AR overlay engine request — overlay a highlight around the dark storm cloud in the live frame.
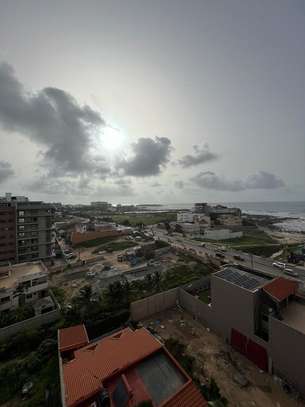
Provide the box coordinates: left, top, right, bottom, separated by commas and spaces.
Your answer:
0, 161, 14, 183
117, 137, 172, 176
28, 175, 134, 197
191, 171, 285, 191
246, 171, 285, 189
179, 144, 218, 168
191, 171, 244, 191
0, 62, 108, 176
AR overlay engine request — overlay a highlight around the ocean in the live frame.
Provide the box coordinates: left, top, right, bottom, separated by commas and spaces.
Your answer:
143, 202, 305, 232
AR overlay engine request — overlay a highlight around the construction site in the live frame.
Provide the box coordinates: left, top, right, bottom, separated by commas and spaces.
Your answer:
141, 307, 305, 407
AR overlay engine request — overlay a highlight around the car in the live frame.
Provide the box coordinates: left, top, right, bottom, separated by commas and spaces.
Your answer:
201, 243, 206, 247
86, 271, 96, 277
233, 255, 244, 261
284, 268, 299, 277
272, 261, 286, 269
215, 252, 225, 258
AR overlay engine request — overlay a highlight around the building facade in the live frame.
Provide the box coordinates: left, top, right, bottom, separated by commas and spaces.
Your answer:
0, 202, 16, 263
0, 261, 49, 312
0, 193, 54, 263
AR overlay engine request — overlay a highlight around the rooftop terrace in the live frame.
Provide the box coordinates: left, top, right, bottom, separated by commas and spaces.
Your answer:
0, 261, 47, 290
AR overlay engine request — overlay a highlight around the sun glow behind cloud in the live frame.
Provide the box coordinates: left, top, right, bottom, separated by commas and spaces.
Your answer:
102, 126, 125, 152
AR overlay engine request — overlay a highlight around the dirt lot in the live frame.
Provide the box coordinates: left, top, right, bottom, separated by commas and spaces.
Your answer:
143, 308, 305, 407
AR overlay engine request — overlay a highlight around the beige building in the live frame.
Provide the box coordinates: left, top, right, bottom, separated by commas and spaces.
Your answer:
0, 261, 49, 312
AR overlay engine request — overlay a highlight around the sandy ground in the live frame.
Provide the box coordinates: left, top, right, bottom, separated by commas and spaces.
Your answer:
264, 229, 305, 245
143, 308, 305, 407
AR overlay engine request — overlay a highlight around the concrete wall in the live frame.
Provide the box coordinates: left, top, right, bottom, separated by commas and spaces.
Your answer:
130, 288, 179, 321
178, 289, 215, 329
71, 229, 128, 246
211, 275, 256, 340
204, 229, 243, 240
0, 308, 60, 340
270, 317, 305, 396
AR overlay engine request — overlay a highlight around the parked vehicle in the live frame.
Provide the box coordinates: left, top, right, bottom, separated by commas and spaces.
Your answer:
216, 252, 225, 259
284, 268, 299, 277
233, 255, 244, 261
86, 271, 96, 277
272, 261, 286, 269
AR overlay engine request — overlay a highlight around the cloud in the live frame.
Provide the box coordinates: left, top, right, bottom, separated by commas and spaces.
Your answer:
246, 171, 285, 189
151, 182, 162, 187
191, 171, 244, 191
178, 144, 218, 168
28, 175, 134, 197
174, 180, 184, 189
191, 171, 285, 191
0, 161, 14, 183
0, 62, 108, 177
117, 136, 172, 176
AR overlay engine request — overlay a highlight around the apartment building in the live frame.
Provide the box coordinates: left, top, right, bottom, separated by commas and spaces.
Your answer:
0, 261, 49, 312
0, 193, 54, 263
177, 212, 210, 226
0, 202, 16, 262
193, 203, 242, 226
58, 325, 207, 407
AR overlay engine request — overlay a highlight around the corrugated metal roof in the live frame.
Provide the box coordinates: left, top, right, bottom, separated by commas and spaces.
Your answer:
263, 277, 298, 302
162, 381, 207, 407
59, 324, 89, 353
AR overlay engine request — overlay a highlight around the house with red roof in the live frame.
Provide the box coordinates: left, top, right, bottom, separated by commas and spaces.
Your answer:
58, 325, 207, 407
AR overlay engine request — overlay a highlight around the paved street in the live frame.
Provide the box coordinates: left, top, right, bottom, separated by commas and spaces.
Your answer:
151, 227, 305, 285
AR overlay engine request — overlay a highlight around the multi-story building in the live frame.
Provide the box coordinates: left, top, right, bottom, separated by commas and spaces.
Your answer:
90, 201, 111, 211
58, 324, 207, 407
0, 201, 16, 263
0, 261, 49, 312
193, 203, 242, 226
0, 193, 54, 263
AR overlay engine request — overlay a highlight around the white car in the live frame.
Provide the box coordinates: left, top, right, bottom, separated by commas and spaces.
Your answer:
272, 262, 286, 269
86, 271, 96, 277
284, 268, 299, 277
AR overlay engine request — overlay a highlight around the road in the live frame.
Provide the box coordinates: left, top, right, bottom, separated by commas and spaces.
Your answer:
151, 227, 305, 284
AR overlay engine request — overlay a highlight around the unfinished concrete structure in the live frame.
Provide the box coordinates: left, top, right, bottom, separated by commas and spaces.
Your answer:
0, 261, 49, 312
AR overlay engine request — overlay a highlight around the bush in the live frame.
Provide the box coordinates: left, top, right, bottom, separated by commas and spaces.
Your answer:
164, 338, 195, 376
199, 378, 228, 406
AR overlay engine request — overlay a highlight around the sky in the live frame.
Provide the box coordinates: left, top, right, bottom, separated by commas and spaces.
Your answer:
0, 0, 304, 204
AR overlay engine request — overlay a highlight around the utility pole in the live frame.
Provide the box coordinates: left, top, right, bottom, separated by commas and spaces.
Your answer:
250, 253, 254, 271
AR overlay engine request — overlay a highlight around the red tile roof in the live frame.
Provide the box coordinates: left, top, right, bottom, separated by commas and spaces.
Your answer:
263, 277, 298, 302
59, 324, 89, 353
62, 328, 162, 406
162, 381, 207, 407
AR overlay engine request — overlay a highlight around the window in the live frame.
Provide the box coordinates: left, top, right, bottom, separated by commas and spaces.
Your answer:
19, 218, 25, 223
19, 211, 24, 216
0, 296, 10, 304
19, 225, 25, 231
26, 293, 32, 299
32, 277, 47, 286
19, 232, 25, 237
19, 280, 31, 289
